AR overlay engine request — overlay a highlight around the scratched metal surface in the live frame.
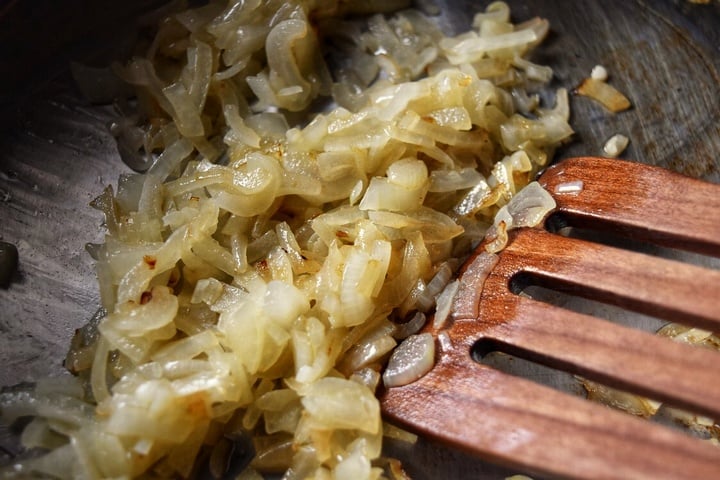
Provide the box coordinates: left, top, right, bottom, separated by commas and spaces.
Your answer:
0, 0, 719, 478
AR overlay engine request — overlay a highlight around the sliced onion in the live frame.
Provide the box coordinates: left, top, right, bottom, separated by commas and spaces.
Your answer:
451, 252, 499, 320
581, 379, 661, 418
482, 181, 555, 254
386, 158, 429, 189
437, 331, 453, 353
162, 81, 205, 137
433, 279, 459, 329
340, 334, 397, 375
90, 338, 111, 403
484, 220, 508, 254
575, 77, 632, 113
349, 368, 382, 392
414, 261, 453, 311
603, 133, 630, 158
505, 181, 556, 228
393, 311, 427, 340
381, 422, 418, 444
264, 19, 314, 111
440, 29, 537, 65
512, 56, 553, 83
471, 2, 510, 27
383, 333, 435, 388
300, 378, 380, 433
359, 177, 428, 212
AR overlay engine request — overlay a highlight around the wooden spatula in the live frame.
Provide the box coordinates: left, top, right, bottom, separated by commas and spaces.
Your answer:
380, 157, 720, 480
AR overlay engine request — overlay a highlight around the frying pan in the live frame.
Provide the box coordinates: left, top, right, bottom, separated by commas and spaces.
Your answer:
1, 1, 719, 478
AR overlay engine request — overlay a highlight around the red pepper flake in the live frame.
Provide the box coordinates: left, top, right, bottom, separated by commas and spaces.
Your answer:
140, 290, 153, 305
256, 259, 268, 273
336, 230, 349, 238
143, 255, 157, 269
167, 267, 181, 288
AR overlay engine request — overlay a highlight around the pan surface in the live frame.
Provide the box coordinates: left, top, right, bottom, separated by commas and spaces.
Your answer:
1, 1, 719, 478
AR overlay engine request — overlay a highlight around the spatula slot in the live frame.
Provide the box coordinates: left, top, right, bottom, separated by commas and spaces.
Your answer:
543, 214, 720, 271
473, 347, 579, 394
508, 275, 666, 333
474, 347, 718, 442
471, 342, 584, 396
497, 229, 720, 332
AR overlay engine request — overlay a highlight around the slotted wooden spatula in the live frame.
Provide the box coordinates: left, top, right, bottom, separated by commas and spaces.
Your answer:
380, 157, 720, 480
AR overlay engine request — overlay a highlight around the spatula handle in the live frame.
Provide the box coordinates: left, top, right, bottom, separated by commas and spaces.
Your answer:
381, 348, 720, 480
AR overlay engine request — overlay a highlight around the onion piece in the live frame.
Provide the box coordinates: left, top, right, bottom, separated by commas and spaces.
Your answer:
350, 368, 382, 392
381, 422, 418, 444
433, 279, 459, 329
505, 181, 556, 228
591, 64, 608, 81
483, 181, 555, 253
300, 378, 380, 433
575, 77, 632, 113
339, 332, 397, 375
440, 29, 538, 65
581, 379, 661, 418
383, 333, 435, 388
484, 220, 509, 254
413, 261, 453, 312
603, 133, 629, 158
437, 331, 452, 352
472, 2, 510, 27
393, 312, 427, 340
429, 168, 483, 193
90, 338, 111, 403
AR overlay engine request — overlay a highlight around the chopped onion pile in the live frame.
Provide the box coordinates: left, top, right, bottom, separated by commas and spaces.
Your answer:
1, 1, 572, 478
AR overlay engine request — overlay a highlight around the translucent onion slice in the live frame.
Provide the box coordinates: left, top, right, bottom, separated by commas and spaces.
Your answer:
505, 181, 556, 228
300, 377, 380, 433
383, 333, 435, 388
433, 279, 460, 329
472, 2, 511, 30
575, 77, 632, 113
440, 29, 537, 65
393, 312, 427, 340
581, 379, 661, 418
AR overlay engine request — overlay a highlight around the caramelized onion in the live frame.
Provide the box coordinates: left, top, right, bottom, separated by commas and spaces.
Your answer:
575, 77, 631, 113
3, 1, 575, 478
